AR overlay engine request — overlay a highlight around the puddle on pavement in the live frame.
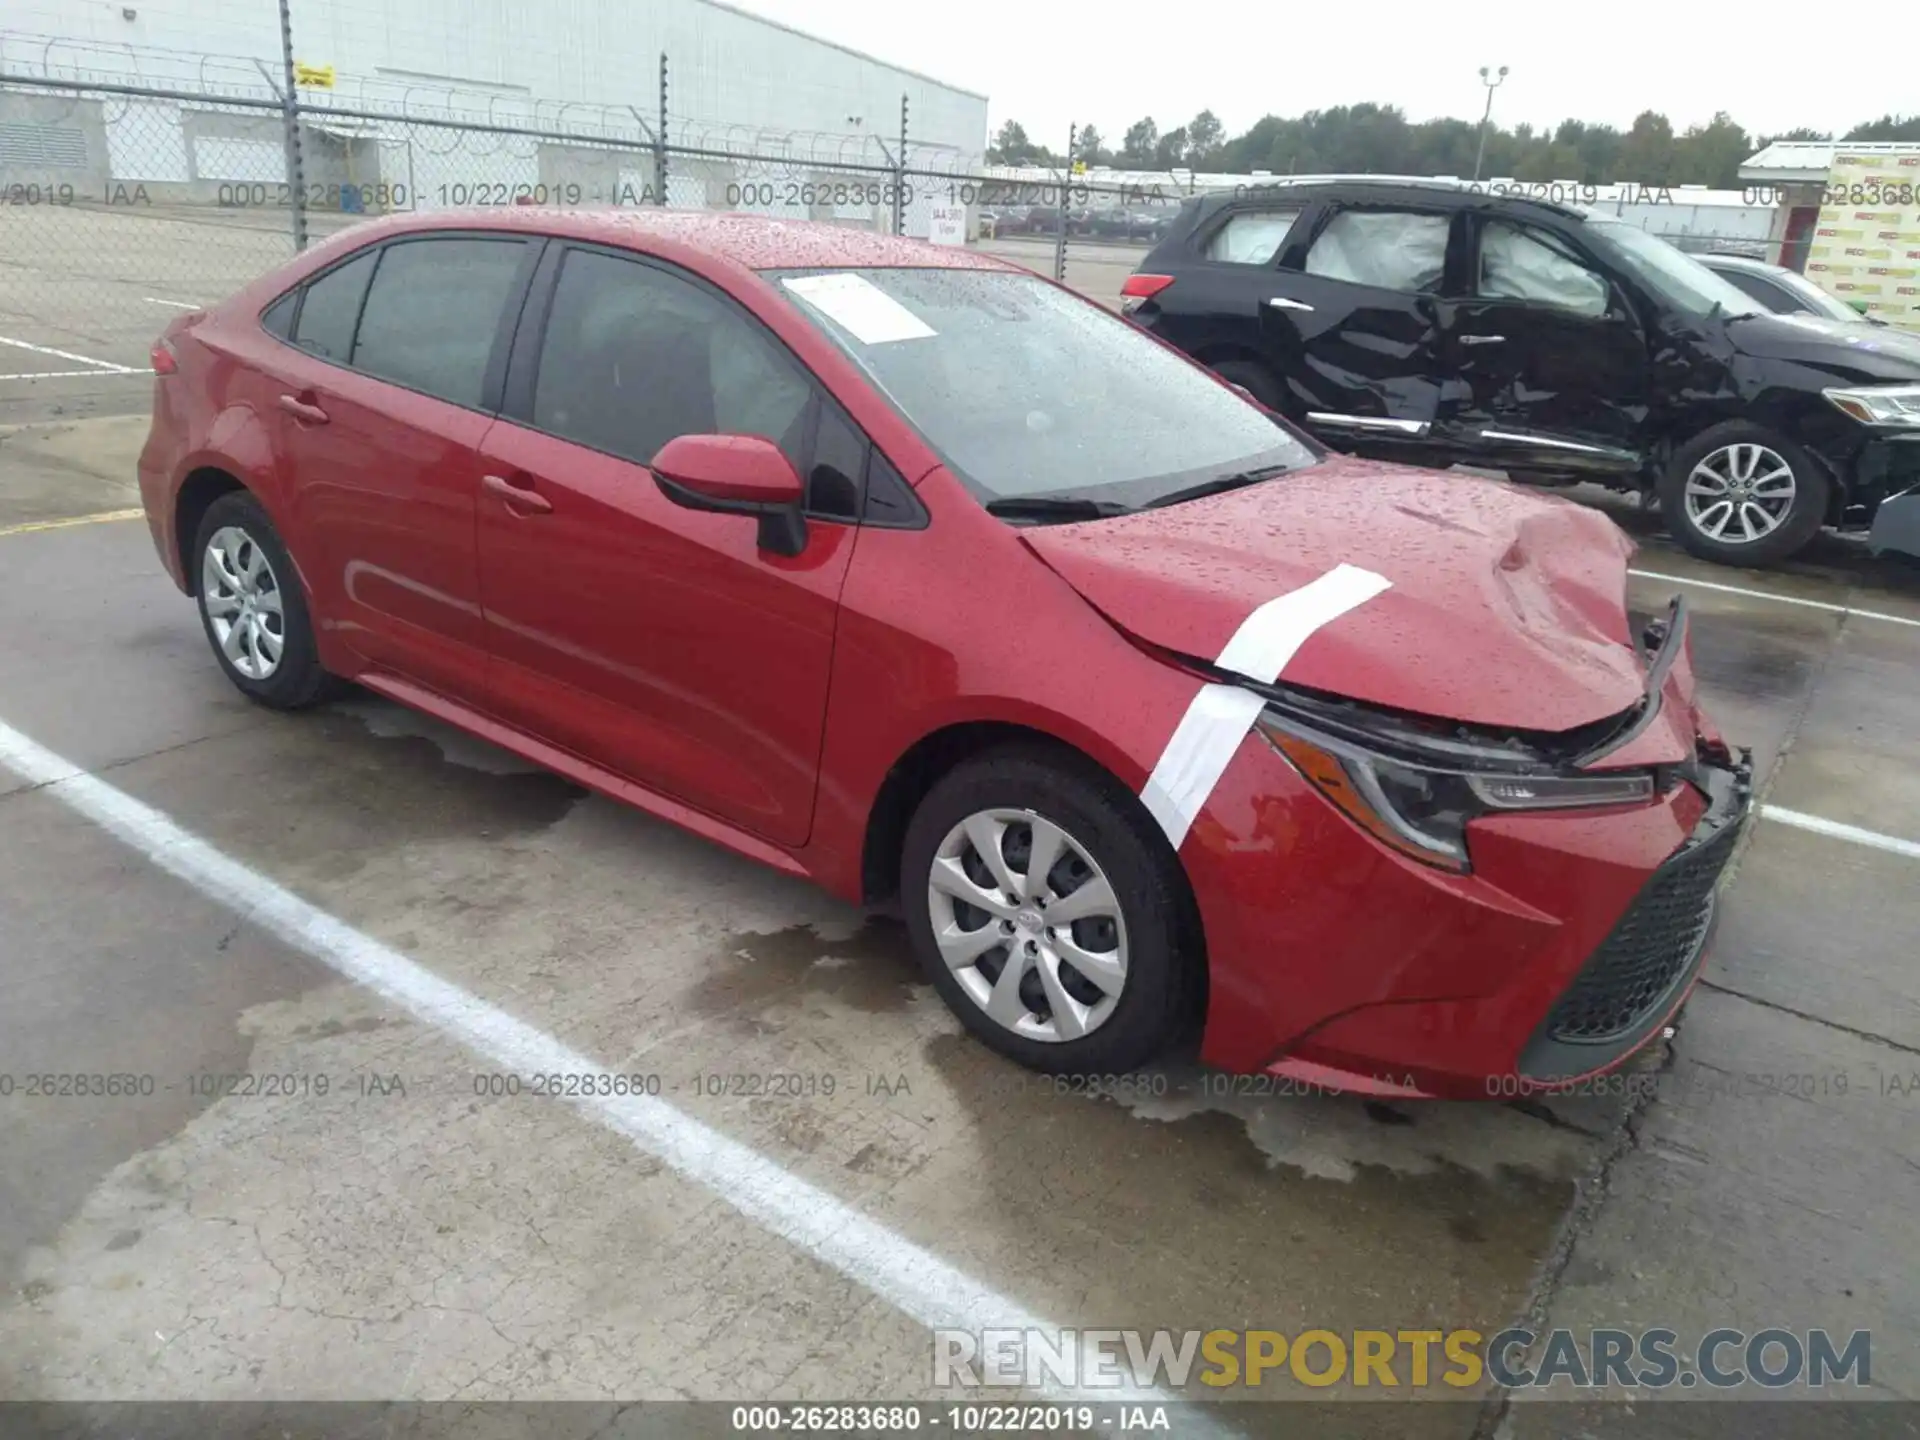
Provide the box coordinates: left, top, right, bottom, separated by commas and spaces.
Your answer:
333, 697, 550, 777
695, 918, 922, 1017
918, 1030, 1600, 1192
1687, 624, 1824, 708
291, 698, 588, 846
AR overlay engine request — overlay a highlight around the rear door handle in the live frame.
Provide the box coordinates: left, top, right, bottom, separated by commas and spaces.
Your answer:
1459, 334, 1506, 346
277, 393, 329, 424
482, 471, 553, 515
1266, 295, 1314, 313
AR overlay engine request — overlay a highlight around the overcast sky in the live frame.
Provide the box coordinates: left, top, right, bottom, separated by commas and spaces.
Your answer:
732, 0, 1907, 147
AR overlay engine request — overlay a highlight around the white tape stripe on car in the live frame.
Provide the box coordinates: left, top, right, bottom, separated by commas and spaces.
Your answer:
1140, 563, 1392, 849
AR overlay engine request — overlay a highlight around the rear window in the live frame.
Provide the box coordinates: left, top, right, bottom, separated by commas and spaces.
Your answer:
1205, 208, 1304, 265
350, 238, 526, 407
291, 251, 375, 363
261, 291, 297, 340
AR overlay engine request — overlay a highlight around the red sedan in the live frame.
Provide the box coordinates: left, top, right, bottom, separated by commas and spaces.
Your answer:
137, 209, 1750, 1099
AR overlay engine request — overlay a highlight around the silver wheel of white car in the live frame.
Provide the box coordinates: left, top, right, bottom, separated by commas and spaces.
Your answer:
1684, 442, 1796, 546
927, 806, 1129, 1043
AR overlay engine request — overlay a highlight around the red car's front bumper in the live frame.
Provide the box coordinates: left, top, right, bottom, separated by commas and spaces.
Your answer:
1188, 733, 1751, 1100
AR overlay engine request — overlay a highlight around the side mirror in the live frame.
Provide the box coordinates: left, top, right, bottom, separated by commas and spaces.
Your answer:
651, 433, 808, 556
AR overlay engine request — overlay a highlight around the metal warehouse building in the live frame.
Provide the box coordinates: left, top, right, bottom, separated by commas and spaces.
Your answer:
2, 0, 988, 231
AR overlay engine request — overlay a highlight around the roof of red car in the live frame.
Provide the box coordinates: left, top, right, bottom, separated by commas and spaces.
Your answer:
352, 207, 1019, 273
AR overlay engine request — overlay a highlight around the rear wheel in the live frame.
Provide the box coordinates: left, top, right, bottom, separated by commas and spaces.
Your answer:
193, 491, 343, 709
901, 745, 1198, 1075
1210, 359, 1284, 412
1658, 421, 1828, 565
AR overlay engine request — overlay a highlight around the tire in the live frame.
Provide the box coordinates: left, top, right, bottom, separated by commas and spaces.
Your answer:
1658, 421, 1829, 566
900, 744, 1199, 1075
192, 490, 344, 709
1210, 359, 1285, 412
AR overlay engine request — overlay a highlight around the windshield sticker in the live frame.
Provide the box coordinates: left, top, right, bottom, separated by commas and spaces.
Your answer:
781, 273, 936, 345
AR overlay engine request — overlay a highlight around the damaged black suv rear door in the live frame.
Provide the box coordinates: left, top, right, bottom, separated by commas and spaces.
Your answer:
1433, 211, 1652, 478
1262, 201, 1465, 458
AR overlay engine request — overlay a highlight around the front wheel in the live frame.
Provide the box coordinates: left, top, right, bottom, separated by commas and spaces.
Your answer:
1658, 422, 1829, 565
901, 745, 1199, 1075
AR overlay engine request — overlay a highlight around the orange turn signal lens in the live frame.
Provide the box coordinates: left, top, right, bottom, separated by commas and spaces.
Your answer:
1262, 725, 1471, 872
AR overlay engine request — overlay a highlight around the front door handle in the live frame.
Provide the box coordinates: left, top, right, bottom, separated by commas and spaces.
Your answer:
1459, 334, 1506, 346
482, 472, 553, 515
1266, 295, 1314, 313
277, 393, 329, 425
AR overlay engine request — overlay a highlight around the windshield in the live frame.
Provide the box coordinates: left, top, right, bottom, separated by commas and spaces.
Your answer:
767, 266, 1317, 512
1582, 219, 1767, 319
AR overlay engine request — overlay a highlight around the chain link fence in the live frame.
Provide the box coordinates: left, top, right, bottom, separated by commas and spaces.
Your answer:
1, 59, 1801, 380
0, 62, 997, 376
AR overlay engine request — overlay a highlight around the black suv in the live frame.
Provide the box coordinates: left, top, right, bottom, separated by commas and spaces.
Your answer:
1124, 178, 1920, 564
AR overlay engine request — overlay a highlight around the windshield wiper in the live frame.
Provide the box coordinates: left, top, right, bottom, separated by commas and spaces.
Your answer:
983, 495, 1135, 523
1143, 464, 1292, 510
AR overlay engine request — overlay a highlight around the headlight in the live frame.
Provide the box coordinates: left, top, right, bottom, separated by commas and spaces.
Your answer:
1823, 384, 1920, 428
1257, 712, 1656, 873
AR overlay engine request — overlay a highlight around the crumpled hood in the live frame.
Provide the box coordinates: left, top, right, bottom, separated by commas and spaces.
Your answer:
1023, 457, 1648, 732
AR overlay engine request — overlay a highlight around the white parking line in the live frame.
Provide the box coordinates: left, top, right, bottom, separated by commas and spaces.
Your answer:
143, 297, 201, 310
1628, 568, 1920, 629
0, 717, 1190, 1416
1761, 805, 1920, 861
0, 335, 140, 375
0, 370, 153, 381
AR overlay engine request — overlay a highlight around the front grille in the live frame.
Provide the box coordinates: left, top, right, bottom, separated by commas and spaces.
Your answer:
1544, 813, 1740, 1042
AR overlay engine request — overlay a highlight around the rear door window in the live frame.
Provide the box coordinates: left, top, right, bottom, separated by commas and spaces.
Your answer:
530, 247, 815, 469
1477, 221, 1610, 317
1204, 207, 1304, 265
290, 250, 376, 363
1715, 267, 1800, 314
350, 237, 527, 407
1303, 209, 1450, 292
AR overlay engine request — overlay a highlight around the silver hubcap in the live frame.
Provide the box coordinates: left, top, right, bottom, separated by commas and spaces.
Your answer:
201, 525, 286, 680
926, 808, 1128, 1043
1684, 443, 1797, 544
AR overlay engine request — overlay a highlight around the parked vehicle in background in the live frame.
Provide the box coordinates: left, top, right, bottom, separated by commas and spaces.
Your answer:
137, 209, 1748, 1098
1021, 205, 1061, 234
1699, 253, 1884, 326
1088, 208, 1170, 242
1123, 178, 1920, 565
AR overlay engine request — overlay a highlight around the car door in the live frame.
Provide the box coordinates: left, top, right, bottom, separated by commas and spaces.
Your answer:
270, 233, 538, 702
1437, 215, 1649, 477
1256, 202, 1462, 460
474, 243, 859, 847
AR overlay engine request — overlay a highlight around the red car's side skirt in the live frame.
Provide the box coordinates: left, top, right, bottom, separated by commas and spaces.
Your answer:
356, 670, 813, 883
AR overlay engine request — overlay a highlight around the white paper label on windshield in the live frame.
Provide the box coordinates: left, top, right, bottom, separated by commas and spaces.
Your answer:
781, 273, 936, 345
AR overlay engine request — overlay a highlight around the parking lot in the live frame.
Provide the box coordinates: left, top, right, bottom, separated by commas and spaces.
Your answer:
2, 213, 1918, 1431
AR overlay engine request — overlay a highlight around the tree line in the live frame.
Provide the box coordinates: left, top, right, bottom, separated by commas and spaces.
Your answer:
988, 106, 1920, 187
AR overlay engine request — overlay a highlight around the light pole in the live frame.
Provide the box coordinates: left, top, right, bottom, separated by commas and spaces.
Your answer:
1472, 65, 1508, 182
